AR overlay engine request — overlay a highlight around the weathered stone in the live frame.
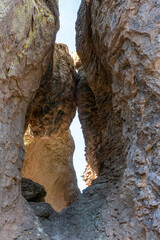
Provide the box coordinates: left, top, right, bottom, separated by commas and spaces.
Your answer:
0, 0, 58, 239
23, 44, 79, 212
29, 202, 55, 218
76, 0, 160, 238
71, 51, 82, 69
23, 129, 80, 212
22, 178, 46, 202
1, 0, 160, 239
41, 0, 160, 239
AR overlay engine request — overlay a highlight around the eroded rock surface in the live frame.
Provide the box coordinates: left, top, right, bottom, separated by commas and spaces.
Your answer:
25, 44, 76, 137
0, 0, 58, 239
45, 0, 160, 239
23, 44, 79, 212
1, 0, 160, 239
23, 129, 80, 212
22, 178, 46, 202
77, 0, 160, 239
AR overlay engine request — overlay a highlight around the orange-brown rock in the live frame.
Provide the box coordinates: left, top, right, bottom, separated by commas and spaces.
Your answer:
23, 129, 80, 212
82, 163, 97, 187
25, 43, 76, 137
71, 51, 82, 69
23, 43, 79, 212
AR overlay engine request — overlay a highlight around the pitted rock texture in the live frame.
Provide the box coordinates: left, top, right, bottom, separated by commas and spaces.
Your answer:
77, 0, 160, 239
23, 129, 80, 212
23, 43, 79, 212
43, 0, 160, 239
0, 0, 58, 239
29, 202, 55, 218
22, 178, 46, 202
22, 178, 57, 233
25, 43, 76, 137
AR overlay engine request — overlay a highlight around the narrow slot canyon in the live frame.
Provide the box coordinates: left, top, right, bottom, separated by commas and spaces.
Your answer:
0, 1, 160, 240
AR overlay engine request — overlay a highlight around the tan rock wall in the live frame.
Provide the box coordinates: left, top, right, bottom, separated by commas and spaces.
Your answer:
23, 43, 79, 212
23, 129, 80, 212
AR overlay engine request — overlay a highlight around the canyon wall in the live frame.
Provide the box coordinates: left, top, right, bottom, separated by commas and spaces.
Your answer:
0, 0, 160, 239
47, 1, 160, 239
76, 0, 160, 239
0, 0, 59, 239
23, 44, 80, 212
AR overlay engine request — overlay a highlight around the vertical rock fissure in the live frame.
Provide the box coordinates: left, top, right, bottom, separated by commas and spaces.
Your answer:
1, 0, 160, 239
43, 1, 160, 239
23, 43, 80, 213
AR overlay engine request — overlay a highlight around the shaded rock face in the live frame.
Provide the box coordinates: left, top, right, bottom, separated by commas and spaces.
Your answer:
22, 178, 56, 219
77, 0, 160, 239
23, 44, 80, 212
45, 0, 160, 239
22, 178, 58, 235
29, 202, 55, 218
21, 178, 46, 202
76, 67, 125, 179
1, 1, 160, 240
25, 43, 76, 137
0, 0, 58, 239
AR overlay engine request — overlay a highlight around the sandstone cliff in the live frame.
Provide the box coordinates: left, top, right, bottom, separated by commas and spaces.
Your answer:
0, 0, 59, 239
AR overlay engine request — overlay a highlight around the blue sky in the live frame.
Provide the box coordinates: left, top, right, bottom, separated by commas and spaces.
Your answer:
56, 0, 87, 191
56, 0, 81, 53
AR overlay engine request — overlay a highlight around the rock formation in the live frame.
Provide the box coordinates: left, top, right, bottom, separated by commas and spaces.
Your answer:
76, 0, 160, 239
21, 178, 46, 202
25, 43, 76, 137
0, 0, 59, 239
1, 0, 160, 239
22, 178, 58, 232
23, 129, 80, 212
42, 1, 160, 239
23, 43, 79, 212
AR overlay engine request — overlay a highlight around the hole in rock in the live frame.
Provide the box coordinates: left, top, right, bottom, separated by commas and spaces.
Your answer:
56, 0, 87, 192
70, 111, 87, 192
22, 0, 88, 214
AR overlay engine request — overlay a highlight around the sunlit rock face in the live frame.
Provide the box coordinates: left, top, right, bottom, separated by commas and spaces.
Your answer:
23, 129, 80, 212
47, 0, 160, 239
71, 51, 82, 69
0, 0, 58, 239
23, 43, 79, 212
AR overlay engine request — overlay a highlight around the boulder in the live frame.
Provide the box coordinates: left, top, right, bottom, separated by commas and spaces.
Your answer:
22, 178, 46, 202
